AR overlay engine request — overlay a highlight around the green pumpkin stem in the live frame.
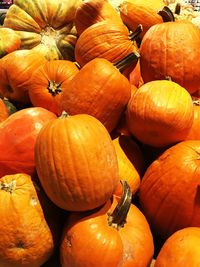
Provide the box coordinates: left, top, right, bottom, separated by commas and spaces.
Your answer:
108, 180, 132, 230
113, 52, 140, 73
158, 6, 175, 22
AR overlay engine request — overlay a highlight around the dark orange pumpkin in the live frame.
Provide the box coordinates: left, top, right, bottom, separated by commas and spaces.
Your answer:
60, 181, 154, 267
0, 98, 9, 123
60, 56, 132, 133
35, 112, 119, 211
74, 0, 123, 35
140, 20, 200, 94
27, 60, 79, 115
0, 50, 47, 104
139, 140, 200, 239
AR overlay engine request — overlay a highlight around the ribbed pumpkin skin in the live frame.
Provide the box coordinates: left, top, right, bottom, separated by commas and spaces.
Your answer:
60, 196, 154, 267
140, 21, 200, 94
35, 114, 119, 211
75, 20, 137, 67
27, 60, 79, 115
126, 80, 194, 147
155, 227, 200, 267
119, 0, 164, 38
0, 28, 21, 58
0, 173, 55, 267
139, 140, 200, 239
60, 58, 131, 133
3, 0, 81, 60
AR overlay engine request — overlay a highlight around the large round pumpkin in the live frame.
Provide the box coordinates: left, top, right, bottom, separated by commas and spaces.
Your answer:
60, 181, 154, 267
0, 173, 56, 267
140, 20, 200, 94
3, 0, 81, 60
35, 112, 119, 211
27, 59, 79, 115
139, 140, 200, 239
155, 227, 200, 267
126, 80, 194, 147
0, 107, 56, 178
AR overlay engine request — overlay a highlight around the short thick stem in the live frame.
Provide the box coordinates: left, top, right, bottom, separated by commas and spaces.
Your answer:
48, 80, 62, 96
113, 52, 140, 73
158, 6, 175, 22
107, 180, 132, 230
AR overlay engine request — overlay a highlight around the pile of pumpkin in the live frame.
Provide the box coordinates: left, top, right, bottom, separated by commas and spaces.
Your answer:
0, 0, 200, 266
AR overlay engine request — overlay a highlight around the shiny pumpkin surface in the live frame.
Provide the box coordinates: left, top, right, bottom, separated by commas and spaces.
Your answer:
139, 140, 200, 239
35, 113, 119, 211
0, 107, 56, 178
3, 0, 81, 60
60, 196, 154, 267
0, 173, 55, 267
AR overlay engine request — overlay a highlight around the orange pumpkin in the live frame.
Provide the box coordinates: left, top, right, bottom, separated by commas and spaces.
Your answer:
75, 0, 123, 35
140, 20, 200, 94
60, 181, 154, 267
119, 0, 165, 38
35, 112, 119, 211
0, 173, 57, 267
126, 80, 194, 147
0, 27, 21, 58
0, 50, 47, 104
185, 97, 200, 140
112, 135, 144, 196
60, 56, 132, 133
75, 20, 139, 69
139, 140, 200, 239
0, 98, 9, 123
155, 227, 200, 267
27, 60, 79, 115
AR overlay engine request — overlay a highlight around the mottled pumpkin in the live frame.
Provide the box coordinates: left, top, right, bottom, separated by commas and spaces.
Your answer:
0, 27, 21, 58
3, 0, 81, 60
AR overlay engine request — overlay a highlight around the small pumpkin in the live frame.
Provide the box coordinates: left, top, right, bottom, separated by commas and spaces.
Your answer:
155, 227, 200, 267
0, 107, 56, 178
60, 56, 132, 133
119, 0, 165, 38
60, 181, 154, 267
0, 49, 47, 104
140, 19, 200, 94
74, 0, 123, 35
0, 27, 21, 58
27, 60, 79, 115
126, 80, 194, 147
0, 173, 56, 267
75, 20, 139, 69
139, 140, 200, 239
35, 112, 119, 211
3, 0, 82, 60
112, 135, 144, 196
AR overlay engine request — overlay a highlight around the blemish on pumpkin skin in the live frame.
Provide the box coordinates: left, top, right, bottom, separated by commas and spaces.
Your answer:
66, 236, 72, 247
30, 196, 38, 206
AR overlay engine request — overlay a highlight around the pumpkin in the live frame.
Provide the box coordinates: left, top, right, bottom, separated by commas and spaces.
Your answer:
139, 140, 200, 239
112, 135, 144, 196
119, 0, 165, 38
126, 80, 194, 147
60, 181, 154, 267
0, 49, 47, 104
74, 20, 139, 69
60, 56, 132, 133
3, 0, 81, 60
0, 27, 21, 58
0, 107, 56, 178
74, 0, 123, 35
155, 227, 200, 267
35, 112, 119, 211
0, 98, 9, 123
27, 60, 79, 115
140, 20, 200, 94
0, 173, 56, 267
185, 97, 200, 140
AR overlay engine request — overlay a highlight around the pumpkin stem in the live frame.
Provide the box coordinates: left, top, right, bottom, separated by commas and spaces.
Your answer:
113, 52, 140, 73
165, 76, 172, 81
48, 80, 62, 96
175, 3, 181, 15
107, 180, 132, 230
192, 97, 200, 106
0, 180, 16, 194
128, 24, 143, 41
59, 110, 69, 118
158, 6, 175, 22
